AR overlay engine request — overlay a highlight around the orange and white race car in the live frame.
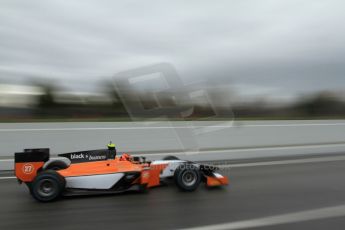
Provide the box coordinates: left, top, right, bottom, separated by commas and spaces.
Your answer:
14, 143, 228, 202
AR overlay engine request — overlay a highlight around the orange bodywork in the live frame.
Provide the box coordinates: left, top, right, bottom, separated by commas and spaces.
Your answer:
58, 158, 144, 177
146, 164, 168, 187
15, 162, 45, 182
206, 175, 229, 187
57, 158, 168, 187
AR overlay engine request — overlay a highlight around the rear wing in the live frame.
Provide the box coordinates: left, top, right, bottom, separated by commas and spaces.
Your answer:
14, 148, 50, 182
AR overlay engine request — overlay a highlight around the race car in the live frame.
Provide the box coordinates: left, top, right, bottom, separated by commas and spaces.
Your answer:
14, 143, 229, 202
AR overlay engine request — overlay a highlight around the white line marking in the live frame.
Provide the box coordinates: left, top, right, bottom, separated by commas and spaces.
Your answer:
219, 155, 345, 168
133, 142, 345, 157
0, 123, 345, 132
0, 176, 15, 180
0, 159, 13, 162
181, 204, 345, 230
0, 157, 62, 163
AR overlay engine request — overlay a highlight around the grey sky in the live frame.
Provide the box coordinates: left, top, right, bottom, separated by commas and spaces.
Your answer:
0, 0, 344, 97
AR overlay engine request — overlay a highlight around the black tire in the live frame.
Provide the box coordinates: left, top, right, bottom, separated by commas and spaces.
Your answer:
25, 182, 33, 195
163, 155, 180, 160
31, 170, 65, 202
138, 184, 149, 194
45, 160, 69, 171
174, 164, 201, 192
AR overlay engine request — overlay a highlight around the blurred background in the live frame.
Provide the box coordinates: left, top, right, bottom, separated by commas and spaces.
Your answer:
1, 0, 345, 122
3, 1, 345, 230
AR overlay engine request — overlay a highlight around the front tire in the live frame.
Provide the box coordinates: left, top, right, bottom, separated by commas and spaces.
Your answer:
163, 155, 180, 160
31, 170, 65, 202
174, 164, 201, 191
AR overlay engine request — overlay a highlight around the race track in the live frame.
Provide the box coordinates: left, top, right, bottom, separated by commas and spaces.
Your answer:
2, 154, 345, 230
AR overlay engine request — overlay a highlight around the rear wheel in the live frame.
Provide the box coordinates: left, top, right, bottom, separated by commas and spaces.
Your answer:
44, 160, 69, 170
31, 170, 65, 202
174, 164, 201, 191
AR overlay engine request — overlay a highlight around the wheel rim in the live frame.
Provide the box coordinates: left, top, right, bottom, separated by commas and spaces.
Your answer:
37, 179, 56, 197
182, 171, 197, 186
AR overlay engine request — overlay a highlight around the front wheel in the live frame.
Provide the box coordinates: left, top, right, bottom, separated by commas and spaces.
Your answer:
163, 155, 180, 160
31, 170, 65, 202
174, 164, 201, 191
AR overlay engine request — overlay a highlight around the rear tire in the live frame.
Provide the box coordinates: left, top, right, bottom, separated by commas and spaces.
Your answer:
31, 170, 65, 202
44, 160, 69, 171
174, 164, 201, 191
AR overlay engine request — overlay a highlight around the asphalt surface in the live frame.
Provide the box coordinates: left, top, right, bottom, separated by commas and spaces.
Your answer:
2, 155, 345, 230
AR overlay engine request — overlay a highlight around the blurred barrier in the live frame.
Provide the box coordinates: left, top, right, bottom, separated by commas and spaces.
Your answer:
1, 120, 345, 170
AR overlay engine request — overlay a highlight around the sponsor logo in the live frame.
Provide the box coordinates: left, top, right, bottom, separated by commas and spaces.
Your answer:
89, 155, 107, 161
69, 152, 107, 161
22, 163, 34, 174
70, 153, 85, 159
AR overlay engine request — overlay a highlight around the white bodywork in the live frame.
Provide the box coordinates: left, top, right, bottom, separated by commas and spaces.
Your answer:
65, 173, 124, 189
43, 158, 71, 170
151, 160, 198, 178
